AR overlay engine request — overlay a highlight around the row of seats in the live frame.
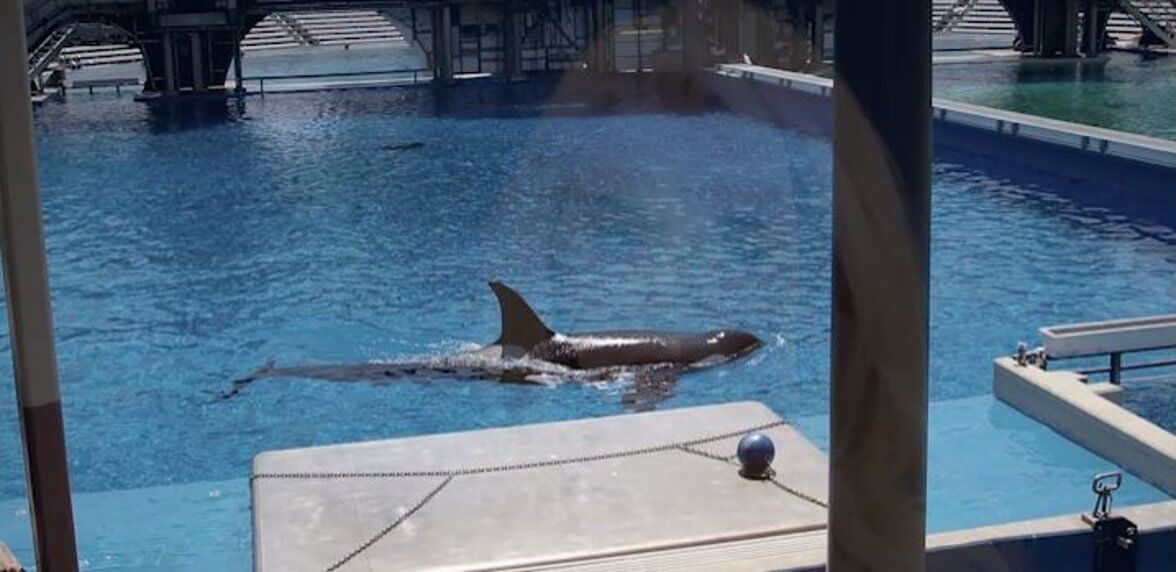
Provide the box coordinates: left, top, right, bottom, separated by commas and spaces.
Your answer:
50, 10, 408, 70
944, 0, 1145, 46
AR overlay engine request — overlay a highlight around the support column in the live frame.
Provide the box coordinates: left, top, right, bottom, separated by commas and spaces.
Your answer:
434, 5, 454, 83
190, 32, 205, 90
503, 0, 524, 79
680, 0, 705, 71
1033, 0, 1047, 55
1064, 0, 1080, 57
233, 15, 245, 93
1033, 0, 1079, 57
811, 3, 826, 66
0, 4, 81, 572
829, 0, 931, 570
1082, 0, 1100, 56
163, 31, 177, 92
737, 0, 759, 61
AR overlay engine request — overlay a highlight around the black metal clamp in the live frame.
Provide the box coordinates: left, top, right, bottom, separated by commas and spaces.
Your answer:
1083, 472, 1138, 572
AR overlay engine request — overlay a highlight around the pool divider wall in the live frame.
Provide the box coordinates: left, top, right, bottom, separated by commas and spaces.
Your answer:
705, 64, 1176, 228
780, 500, 1176, 571
992, 357, 1176, 497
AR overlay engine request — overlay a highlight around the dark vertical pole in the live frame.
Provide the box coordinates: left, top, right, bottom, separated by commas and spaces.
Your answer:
829, 0, 931, 569
0, 4, 81, 572
635, 0, 643, 72
1083, 0, 1100, 56
812, 3, 826, 67
163, 31, 177, 92
503, 0, 521, 78
233, 21, 245, 94
682, 0, 706, 71
1064, 0, 1079, 57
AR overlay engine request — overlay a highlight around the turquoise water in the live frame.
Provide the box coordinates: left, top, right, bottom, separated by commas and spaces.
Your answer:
934, 51, 1176, 140
1, 78, 1172, 568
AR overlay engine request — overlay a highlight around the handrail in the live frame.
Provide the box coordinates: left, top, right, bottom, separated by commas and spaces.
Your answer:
1118, 0, 1176, 47
1039, 314, 1176, 385
241, 67, 431, 93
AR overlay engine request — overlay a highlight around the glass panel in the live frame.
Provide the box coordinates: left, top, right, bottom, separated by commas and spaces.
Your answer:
6, 0, 1174, 569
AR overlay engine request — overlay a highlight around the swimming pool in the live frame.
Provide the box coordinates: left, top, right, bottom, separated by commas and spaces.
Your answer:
2, 81, 1173, 568
934, 51, 1176, 140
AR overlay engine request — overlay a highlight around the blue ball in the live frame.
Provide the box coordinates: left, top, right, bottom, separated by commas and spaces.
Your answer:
737, 433, 776, 479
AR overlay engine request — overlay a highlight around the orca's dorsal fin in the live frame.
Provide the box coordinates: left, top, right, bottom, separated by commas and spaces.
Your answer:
489, 281, 555, 351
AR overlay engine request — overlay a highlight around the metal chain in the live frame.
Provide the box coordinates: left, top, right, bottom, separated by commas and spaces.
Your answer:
676, 444, 828, 509
767, 476, 829, 509
254, 419, 799, 572
252, 419, 790, 482
676, 444, 738, 463
324, 475, 454, 572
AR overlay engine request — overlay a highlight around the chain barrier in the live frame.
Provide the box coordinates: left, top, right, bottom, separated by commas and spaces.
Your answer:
254, 418, 829, 571
676, 444, 828, 509
325, 476, 453, 572
252, 419, 790, 482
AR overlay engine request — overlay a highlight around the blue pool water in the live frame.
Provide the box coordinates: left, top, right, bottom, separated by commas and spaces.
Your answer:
2, 81, 1173, 568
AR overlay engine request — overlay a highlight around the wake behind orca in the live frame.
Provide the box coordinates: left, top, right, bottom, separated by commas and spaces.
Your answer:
222, 281, 762, 407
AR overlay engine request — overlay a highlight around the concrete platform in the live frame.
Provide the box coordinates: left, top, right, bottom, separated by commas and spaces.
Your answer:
1041, 314, 1176, 358
252, 402, 828, 571
993, 357, 1176, 497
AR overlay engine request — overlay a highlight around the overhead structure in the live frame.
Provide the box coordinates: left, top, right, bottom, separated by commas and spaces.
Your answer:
20, 0, 851, 95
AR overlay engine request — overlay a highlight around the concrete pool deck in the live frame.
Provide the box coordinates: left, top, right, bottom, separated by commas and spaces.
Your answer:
252, 402, 829, 571
253, 399, 1176, 570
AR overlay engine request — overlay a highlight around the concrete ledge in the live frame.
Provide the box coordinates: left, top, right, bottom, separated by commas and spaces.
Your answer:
1041, 314, 1176, 358
520, 499, 1176, 570
713, 63, 1176, 170
993, 357, 1176, 496
253, 402, 829, 571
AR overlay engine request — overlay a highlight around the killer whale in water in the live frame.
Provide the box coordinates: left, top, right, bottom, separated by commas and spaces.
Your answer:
221, 281, 762, 407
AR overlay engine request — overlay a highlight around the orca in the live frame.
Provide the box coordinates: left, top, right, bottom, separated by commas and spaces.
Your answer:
221, 281, 762, 408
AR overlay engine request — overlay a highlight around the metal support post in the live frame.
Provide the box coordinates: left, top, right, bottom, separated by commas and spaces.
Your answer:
680, 0, 705, 71
190, 32, 205, 90
163, 32, 177, 92
829, 0, 931, 569
504, 0, 524, 79
434, 5, 454, 83
1109, 353, 1122, 385
0, 4, 81, 572
812, 4, 826, 66
1033, 0, 1046, 55
1083, 0, 1100, 56
1064, 0, 1080, 57
233, 16, 245, 94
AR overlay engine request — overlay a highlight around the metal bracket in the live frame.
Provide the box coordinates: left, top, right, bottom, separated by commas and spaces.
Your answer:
1083, 471, 1138, 572
1013, 342, 1048, 369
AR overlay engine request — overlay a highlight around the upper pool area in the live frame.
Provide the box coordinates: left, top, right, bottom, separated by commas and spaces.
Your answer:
934, 51, 1176, 140
1, 76, 1173, 568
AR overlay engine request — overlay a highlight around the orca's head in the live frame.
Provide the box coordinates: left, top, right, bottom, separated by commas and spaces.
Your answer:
706, 330, 763, 359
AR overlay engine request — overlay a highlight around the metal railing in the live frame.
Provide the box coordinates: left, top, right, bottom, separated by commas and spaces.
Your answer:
1071, 347, 1176, 385
240, 67, 431, 94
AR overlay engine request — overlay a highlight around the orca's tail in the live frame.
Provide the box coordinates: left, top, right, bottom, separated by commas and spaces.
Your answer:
216, 360, 277, 400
